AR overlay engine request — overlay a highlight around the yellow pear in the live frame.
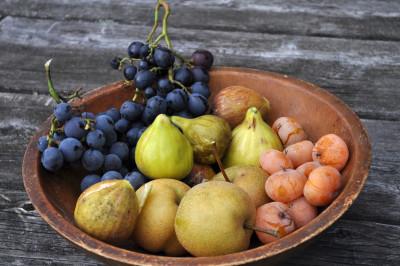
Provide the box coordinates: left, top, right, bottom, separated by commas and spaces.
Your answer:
175, 181, 256, 257
132, 179, 190, 256
212, 164, 272, 209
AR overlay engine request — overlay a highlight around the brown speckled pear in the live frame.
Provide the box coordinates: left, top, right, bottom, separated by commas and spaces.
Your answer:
132, 179, 190, 256
74, 179, 139, 245
212, 164, 272, 209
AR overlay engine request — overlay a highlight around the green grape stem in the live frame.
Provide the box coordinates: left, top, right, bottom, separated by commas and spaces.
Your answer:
66, 87, 83, 101
45, 59, 62, 104
171, 80, 190, 95
45, 59, 83, 103
147, 1, 186, 63
47, 118, 61, 146
132, 88, 146, 103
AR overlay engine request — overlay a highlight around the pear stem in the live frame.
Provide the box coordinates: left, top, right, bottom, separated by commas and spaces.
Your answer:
211, 141, 230, 183
244, 224, 280, 237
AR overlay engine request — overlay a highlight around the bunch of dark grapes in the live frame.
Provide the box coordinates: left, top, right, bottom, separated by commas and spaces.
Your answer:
38, 0, 215, 192
39, 101, 149, 192
38, 50, 214, 192
110, 44, 214, 123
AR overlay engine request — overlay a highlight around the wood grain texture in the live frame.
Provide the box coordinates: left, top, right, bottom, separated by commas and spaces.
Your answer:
0, 0, 399, 265
1, 15, 399, 121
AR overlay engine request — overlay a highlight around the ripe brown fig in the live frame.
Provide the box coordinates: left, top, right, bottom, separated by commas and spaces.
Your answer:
212, 86, 270, 129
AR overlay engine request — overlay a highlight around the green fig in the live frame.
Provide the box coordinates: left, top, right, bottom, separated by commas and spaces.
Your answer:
74, 179, 139, 244
171, 115, 231, 164
222, 107, 283, 168
135, 114, 193, 180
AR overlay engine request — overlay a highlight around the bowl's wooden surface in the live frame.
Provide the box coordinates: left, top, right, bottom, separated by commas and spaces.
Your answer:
22, 67, 371, 265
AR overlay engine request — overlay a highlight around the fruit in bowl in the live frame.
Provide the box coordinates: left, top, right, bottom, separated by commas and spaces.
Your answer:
22, 0, 371, 265
22, 65, 371, 265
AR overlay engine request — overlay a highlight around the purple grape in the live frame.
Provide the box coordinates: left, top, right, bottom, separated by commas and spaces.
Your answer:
53, 131, 66, 142
174, 67, 193, 86
138, 59, 150, 71
128, 41, 144, 59
81, 149, 104, 171
134, 70, 154, 90
191, 82, 211, 99
58, 137, 84, 162
187, 93, 209, 116
81, 112, 96, 119
191, 66, 210, 84
139, 45, 150, 57
101, 171, 123, 181
41, 147, 64, 171
120, 100, 142, 121
124, 65, 138, 81
86, 129, 106, 149
114, 118, 130, 133
190, 49, 214, 69
140, 96, 167, 125
103, 153, 122, 172
125, 171, 145, 190
80, 174, 101, 192
106, 107, 121, 122
144, 86, 157, 99
64, 117, 87, 139
110, 56, 122, 70
157, 78, 173, 93
109, 142, 130, 162
95, 115, 115, 134
154, 47, 175, 68
126, 127, 140, 146
166, 89, 188, 112
54, 102, 73, 121
38, 136, 49, 152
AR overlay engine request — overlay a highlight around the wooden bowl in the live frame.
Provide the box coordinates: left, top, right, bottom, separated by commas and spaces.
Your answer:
22, 67, 371, 265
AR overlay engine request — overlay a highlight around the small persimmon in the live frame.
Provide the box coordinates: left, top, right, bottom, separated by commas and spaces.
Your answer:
272, 117, 307, 148
265, 169, 307, 203
284, 140, 314, 168
303, 165, 342, 206
259, 149, 293, 175
287, 196, 318, 228
254, 202, 296, 244
312, 133, 349, 171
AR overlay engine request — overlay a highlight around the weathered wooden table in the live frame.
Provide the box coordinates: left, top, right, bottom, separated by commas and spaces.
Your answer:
1, 0, 399, 265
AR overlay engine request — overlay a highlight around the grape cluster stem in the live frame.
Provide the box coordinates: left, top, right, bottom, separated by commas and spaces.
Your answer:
45, 59, 83, 103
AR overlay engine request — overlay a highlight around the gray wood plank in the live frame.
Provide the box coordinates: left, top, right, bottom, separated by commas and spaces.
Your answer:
0, 0, 399, 40
1, 0, 399, 264
1, 17, 399, 121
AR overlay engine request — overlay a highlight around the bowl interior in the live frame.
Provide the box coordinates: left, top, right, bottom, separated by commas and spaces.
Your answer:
23, 67, 371, 265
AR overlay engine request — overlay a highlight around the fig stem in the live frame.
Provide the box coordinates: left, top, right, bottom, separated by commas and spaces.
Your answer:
244, 224, 280, 237
211, 141, 230, 183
